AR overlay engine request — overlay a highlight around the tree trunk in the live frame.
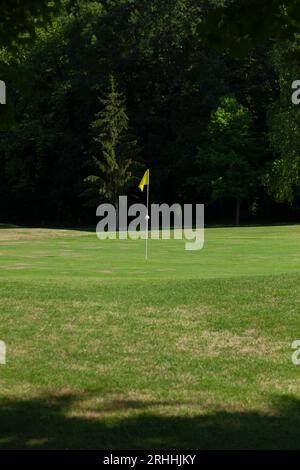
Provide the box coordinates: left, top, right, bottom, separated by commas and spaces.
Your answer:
235, 198, 240, 226
115, 199, 119, 232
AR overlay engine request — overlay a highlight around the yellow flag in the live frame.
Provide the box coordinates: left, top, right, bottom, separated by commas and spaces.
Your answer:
138, 169, 149, 192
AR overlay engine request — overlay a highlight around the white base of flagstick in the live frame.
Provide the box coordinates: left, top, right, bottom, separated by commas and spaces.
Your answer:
145, 214, 150, 260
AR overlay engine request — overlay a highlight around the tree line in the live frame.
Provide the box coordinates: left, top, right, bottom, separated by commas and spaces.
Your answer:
0, 0, 299, 226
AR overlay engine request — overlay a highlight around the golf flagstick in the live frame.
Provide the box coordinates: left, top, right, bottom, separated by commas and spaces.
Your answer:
138, 169, 150, 260
145, 176, 150, 260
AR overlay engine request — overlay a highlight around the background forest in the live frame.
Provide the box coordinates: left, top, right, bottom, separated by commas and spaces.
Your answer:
1, 0, 300, 226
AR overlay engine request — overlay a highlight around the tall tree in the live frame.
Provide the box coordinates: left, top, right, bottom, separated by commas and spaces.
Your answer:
192, 96, 259, 225
83, 76, 136, 217
264, 44, 300, 203
202, 0, 300, 211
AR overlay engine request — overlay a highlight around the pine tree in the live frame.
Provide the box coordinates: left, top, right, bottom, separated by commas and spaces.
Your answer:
83, 76, 136, 216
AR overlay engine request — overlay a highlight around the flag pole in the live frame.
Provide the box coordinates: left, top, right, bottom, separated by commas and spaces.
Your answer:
145, 175, 149, 260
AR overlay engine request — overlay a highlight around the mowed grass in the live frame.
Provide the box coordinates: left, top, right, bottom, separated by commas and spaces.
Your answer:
0, 224, 300, 449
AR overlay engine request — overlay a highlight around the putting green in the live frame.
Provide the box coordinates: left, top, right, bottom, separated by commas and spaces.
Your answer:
0, 224, 300, 281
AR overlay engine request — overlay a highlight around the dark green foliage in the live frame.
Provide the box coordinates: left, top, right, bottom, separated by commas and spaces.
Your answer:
0, 0, 61, 126
0, 0, 61, 50
83, 76, 137, 208
191, 96, 260, 225
201, 0, 300, 57
263, 43, 300, 204
0, 0, 299, 225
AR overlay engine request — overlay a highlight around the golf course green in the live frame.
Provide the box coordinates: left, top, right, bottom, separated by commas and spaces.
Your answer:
0, 225, 300, 449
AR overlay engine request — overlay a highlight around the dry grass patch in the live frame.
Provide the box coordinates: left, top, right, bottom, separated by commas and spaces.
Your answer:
176, 329, 285, 359
0, 228, 90, 241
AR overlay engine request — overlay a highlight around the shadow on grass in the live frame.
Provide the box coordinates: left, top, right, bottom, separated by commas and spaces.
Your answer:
0, 393, 300, 449
0, 224, 21, 229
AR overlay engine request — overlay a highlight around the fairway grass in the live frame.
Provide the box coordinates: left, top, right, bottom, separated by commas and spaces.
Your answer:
0, 225, 300, 449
